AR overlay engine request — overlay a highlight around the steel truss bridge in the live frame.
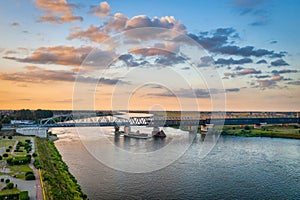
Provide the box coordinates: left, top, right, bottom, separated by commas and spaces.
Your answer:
36, 114, 300, 128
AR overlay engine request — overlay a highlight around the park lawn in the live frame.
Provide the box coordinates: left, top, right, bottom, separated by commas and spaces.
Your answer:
9, 165, 33, 180
0, 139, 15, 149
0, 187, 20, 195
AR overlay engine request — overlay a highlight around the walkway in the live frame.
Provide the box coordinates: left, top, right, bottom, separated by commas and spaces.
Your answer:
10, 140, 18, 156
29, 138, 44, 200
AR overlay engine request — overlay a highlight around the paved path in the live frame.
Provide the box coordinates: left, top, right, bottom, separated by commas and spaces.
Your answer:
10, 140, 18, 156
0, 175, 35, 200
29, 138, 44, 200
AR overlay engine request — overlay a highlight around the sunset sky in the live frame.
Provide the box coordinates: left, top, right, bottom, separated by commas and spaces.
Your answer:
0, 0, 299, 111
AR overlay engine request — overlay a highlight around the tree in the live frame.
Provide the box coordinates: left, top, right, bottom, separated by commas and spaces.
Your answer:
25, 174, 35, 180
0, 122, 2, 130
14, 109, 34, 120
1, 116, 11, 124
6, 182, 14, 189
34, 109, 53, 120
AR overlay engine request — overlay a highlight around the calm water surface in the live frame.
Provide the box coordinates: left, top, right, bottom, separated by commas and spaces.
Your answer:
52, 127, 300, 200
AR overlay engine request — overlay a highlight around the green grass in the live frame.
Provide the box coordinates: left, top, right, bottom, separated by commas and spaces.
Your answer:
36, 138, 87, 200
9, 165, 33, 180
221, 125, 300, 139
0, 187, 20, 195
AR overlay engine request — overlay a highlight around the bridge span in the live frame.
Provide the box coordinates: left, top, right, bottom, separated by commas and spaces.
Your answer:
34, 114, 300, 128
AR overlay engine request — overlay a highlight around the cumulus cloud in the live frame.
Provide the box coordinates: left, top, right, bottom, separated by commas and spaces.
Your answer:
89, 1, 110, 18
3, 46, 93, 66
271, 69, 298, 75
189, 28, 285, 58
32, 0, 83, 24
68, 14, 186, 44
271, 59, 289, 67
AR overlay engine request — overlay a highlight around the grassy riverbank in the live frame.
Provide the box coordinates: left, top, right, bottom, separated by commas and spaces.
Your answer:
221, 125, 300, 139
35, 138, 87, 200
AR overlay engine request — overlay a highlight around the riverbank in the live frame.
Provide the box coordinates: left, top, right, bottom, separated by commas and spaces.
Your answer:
35, 137, 87, 200
221, 125, 300, 139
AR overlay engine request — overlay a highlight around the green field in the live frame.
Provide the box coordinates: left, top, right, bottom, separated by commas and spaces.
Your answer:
221, 125, 300, 139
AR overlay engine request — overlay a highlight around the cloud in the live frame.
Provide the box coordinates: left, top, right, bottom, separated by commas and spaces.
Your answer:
271, 75, 283, 81
189, 28, 285, 58
118, 54, 147, 67
11, 22, 20, 27
68, 14, 186, 43
271, 69, 298, 75
255, 75, 271, 79
32, 0, 83, 24
4, 50, 17, 55
0, 67, 125, 85
104, 13, 128, 32
155, 54, 185, 65
126, 15, 186, 32
131, 48, 172, 57
148, 87, 240, 99
215, 57, 252, 65
257, 80, 275, 88
256, 74, 284, 88
89, 1, 110, 18
256, 59, 267, 64
232, 0, 270, 26
3, 46, 93, 66
287, 81, 300, 85
237, 68, 261, 75
271, 59, 289, 67
67, 25, 110, 43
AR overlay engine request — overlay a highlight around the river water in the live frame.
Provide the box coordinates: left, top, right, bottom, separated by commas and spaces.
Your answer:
51, 127, 300, 200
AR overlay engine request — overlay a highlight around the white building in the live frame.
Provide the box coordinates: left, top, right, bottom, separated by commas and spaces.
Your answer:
16, 127, 48, 138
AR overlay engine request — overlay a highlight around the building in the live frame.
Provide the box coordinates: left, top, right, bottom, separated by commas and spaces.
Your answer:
16, 127, 48, 138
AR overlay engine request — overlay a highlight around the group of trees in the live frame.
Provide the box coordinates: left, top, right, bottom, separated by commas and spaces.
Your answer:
0, 109, 53, 124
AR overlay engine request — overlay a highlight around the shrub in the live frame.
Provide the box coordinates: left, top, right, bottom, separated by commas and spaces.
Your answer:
25, 171, 34, 176
19, 191, 29, 200
0, 178, 4, 182
3, 153, 8, 157
6, 182, 14, 189
8, 145, 12, 149
244, 125, 251, 130
6, 148, 10, 152
25, 139, 31, 143
8, 136, 12, 139
25, 174, 35, 180
2, 136, 5, 139
32, 152, 37, 157
26, 154, 32, 159
0, 156, 2, 160
5, 179, 10, 183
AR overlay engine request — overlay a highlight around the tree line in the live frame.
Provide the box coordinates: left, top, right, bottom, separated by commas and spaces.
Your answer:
1, 109, 54, 124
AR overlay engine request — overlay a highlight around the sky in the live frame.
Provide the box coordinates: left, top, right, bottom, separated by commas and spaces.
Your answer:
0, 0, 299, 111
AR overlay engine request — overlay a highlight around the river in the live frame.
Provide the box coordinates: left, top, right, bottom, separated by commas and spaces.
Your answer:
51, 127, 300, 199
